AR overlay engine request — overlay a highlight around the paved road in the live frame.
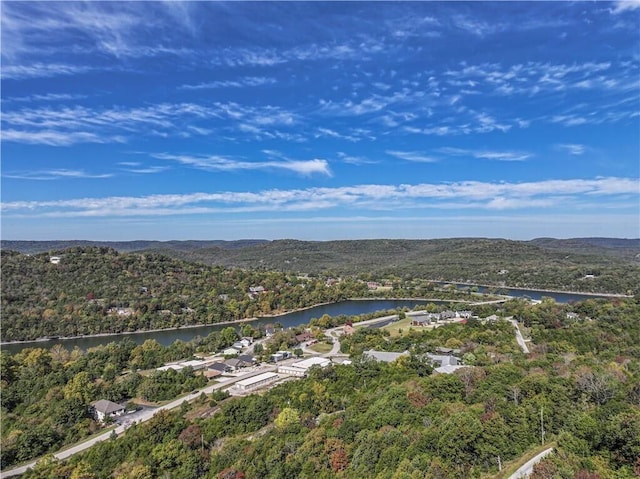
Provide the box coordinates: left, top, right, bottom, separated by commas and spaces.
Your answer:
508, 447, 554, 478
0, 367, 276, 478
507, 318, 530, 354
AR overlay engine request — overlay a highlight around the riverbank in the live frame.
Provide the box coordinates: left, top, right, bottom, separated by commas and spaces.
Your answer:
0, 286, 628, 347
439, 281, 633, 298
0, 301, 350, 346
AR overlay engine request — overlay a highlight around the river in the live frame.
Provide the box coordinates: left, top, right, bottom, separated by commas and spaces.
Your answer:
1, 299, 445, 355
0, 289, 615, 355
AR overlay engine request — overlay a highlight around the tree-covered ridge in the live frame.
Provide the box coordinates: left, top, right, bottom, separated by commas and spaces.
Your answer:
3, 238, 639, 295
10, 297, 640, 479
1, 247, 370, 341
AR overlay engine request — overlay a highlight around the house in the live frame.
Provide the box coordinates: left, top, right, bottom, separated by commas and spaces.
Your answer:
566, 312, 580, 320
295, 332, 313, 344
237, 354, 256, 365
205, 362, 231, 379
363, 350, 410, 363
484, 314, 500, 322
343, 324, 356, 335
425, 351, 465, 374
270, 350, 291, 362
225, 358, 252, 371
91, 399, 125, 423
208, 363, 231, 374
222, 347, 240, 356
232, 341, 246, 351
457, 311, 473, 319
366, 282, 379, 290
49, 256, 61, 264
239, 338, 253, 347
249, 286, 265, 294
408, 311, 439, 326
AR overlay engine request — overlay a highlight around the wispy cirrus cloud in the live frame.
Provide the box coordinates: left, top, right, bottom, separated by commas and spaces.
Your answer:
151, 152, 331, 176
3, 177, 636, 217
2, 93, 88, 103
179, 76, 276, 90
1, 101, 301, 145
0, 63, 97, 80
0, 129, 126, 147
439, 147, 533, 162
2, 169, 114, 181
386, 150, 439, 163
336, 152, 378, 165
557, 144, 587, 155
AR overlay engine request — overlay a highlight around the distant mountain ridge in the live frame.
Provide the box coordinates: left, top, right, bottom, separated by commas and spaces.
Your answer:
3, 237, 638, 257
1, 239, 269, 254
2, 237, 639, 296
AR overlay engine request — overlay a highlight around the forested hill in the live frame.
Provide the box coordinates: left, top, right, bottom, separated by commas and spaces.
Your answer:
1, 239, 268, 254
3, 238, 639, 295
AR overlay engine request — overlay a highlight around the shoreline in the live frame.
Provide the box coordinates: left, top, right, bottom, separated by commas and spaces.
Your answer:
438, 281, 632, 298
0, 301, 339, 346
1, 286, 631, 346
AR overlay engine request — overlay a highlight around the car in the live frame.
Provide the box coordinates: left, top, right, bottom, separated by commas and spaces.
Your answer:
192, 390, 199, 394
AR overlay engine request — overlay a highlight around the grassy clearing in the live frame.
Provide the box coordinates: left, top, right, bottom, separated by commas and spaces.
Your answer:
308, 342, 333, 353
381, 317, 419, 337
490, 442, 556, 479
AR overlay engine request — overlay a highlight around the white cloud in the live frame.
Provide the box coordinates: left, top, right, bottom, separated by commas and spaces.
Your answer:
439, 147, 532, 161
611, 0, 640, 13
3, 169, 114, 181
0, 129, 126, 146
3, 177, 636, 217
557, 144, 587, 155
386, 150, 439, 163
3, 93, 88, 103
337, 152, 378, 165
151, 153, 331, 176
0, 63, 97, 80
1, 101, 301, 145
179, 76, 276, 90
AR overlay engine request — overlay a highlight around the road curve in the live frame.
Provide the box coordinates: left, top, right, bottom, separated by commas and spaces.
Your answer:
508, 447, 554, 479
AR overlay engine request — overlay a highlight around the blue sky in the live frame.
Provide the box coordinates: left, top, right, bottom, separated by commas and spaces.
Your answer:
1, 1, 639, 241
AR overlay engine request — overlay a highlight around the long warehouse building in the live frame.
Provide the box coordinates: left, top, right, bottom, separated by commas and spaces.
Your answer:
233, 372, 279, 392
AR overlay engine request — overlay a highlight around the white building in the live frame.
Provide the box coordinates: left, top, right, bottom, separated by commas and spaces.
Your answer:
157, 364, 185, 372
91, 399, 125, 423
278, 357, 331, 377
233, 372, 279, 392
179, 360, 207, 371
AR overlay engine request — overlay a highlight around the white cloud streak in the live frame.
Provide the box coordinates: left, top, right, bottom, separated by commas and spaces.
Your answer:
3, 177, 636, 217
386, 150, 439, 163
611, 0, 640, 14
2, 169, 114, 181
179, 76, 276, 90
439, 147, 532, 161
557, 144, 587, 155
151, 153, 331, 176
